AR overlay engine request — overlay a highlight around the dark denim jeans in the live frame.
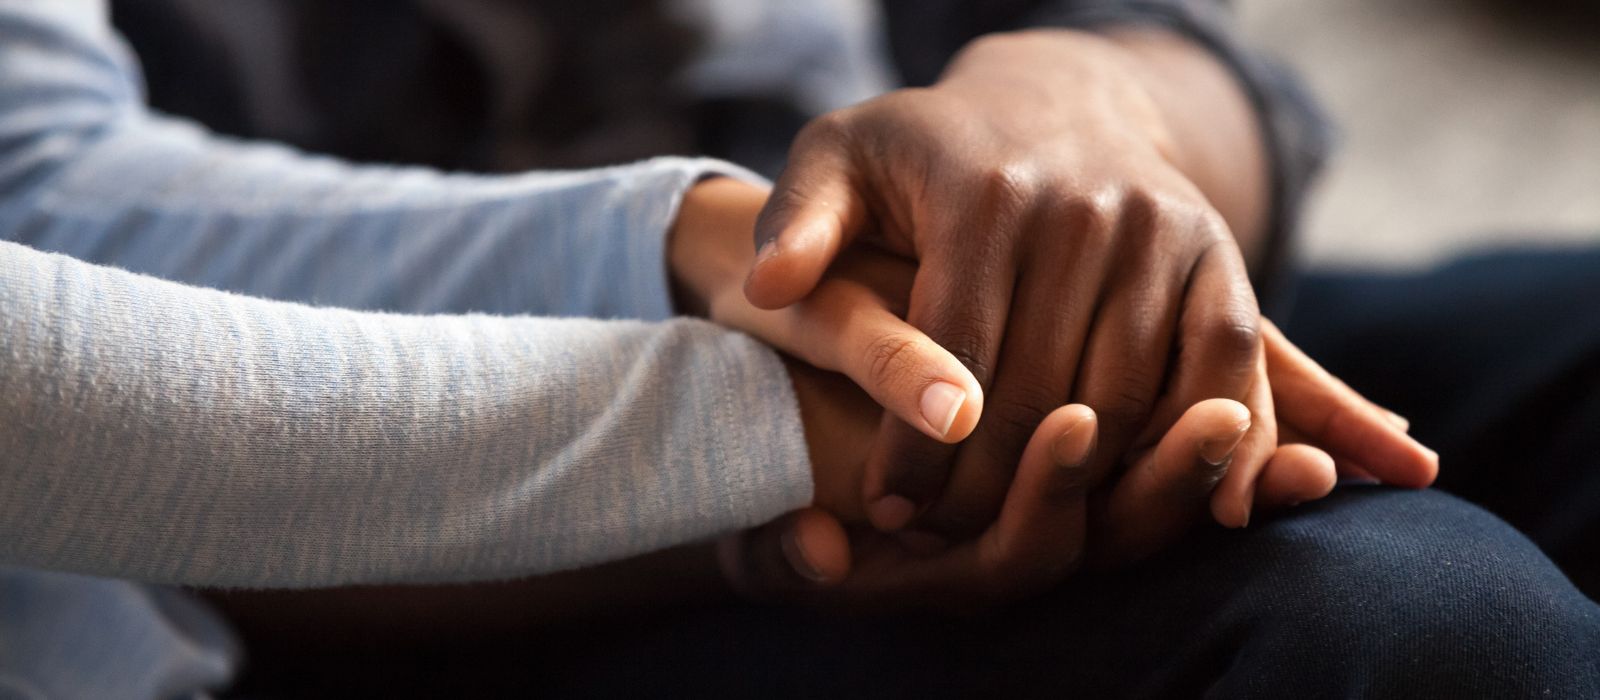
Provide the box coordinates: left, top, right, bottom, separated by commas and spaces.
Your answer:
240, 251, 1600, 698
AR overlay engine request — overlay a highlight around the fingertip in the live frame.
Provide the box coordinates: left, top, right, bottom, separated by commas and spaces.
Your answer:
919, 376, 984, 443
1195, 397, 1252, 428
742, 247, 809, 310
1306, 449, 1339, 498
1405, 445, 1441, 488
784, 509, 851, 585
868, 494, 918, 532
1364, 434, 1439, 489
1254, 444, 1337, 509
1210, 490, 1251, 529
917, 381, 968, 443
1047, 405, 1098, 467
743, 214, 842, 310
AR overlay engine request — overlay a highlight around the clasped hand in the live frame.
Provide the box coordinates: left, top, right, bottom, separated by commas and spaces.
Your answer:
669, 28, 1437, 611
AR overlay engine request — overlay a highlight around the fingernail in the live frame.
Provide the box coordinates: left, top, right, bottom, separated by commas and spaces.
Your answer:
1199, 421, 1251, 466
868, 494, 917, 532
780, 527, 829, 583
751, 240, 781, 273
1382, 409, 1410, 432
919, 382, 966, 439
1051, 416, 1096, 467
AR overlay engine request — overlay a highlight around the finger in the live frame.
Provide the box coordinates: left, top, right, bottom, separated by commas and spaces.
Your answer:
1279, 423, 1380, 482
744, 116, 871, 310
714, 262, 983, 444
717, 508, 851, 602
1136, 235, 1261, 452
980, 404, 1097, 579
1262, 319, 1439, 487
860, 229, 1017, 531
1251, 443, 1338, 509
851, 405, 1099, 608
1069, 241, 1183, 508
806, 283, 984, 443
1128, 233, 1274, 530
1206, 345, 1277, 528
916, 211, 1108, 537
1100, 398, 1250, 564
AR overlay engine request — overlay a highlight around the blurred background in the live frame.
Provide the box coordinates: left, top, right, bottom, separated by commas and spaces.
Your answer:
1237, 0, 1600, 269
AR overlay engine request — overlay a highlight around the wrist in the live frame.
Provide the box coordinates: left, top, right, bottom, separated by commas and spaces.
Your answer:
781, 354, 874, 523
667, 177, 771, 317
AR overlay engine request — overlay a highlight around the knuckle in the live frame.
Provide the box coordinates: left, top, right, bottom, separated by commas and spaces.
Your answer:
800, 109, 852, 143
975, 162, 1042, 203
1066, 191, 1120, 240
1195, 209, 1234, 244
991, 390, 1055, 434
861, 331, 922, 389
929, 324, 992, 380
1046, 460, 1096, 502
1120, 186, 1162, 226
1096, 381, 1157, 430
1203, 312, 1263, 362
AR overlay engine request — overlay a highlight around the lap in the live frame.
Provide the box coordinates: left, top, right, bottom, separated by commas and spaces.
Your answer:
1285, 247, 1600, 593
238, 488, 1600, 698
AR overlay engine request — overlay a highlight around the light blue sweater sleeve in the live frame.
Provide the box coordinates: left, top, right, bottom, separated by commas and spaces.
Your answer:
0, 0, 814, 587
0, 0, 760, 321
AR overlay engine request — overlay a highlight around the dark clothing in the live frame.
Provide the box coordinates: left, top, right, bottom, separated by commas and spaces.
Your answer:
1287, 248, 1600, 595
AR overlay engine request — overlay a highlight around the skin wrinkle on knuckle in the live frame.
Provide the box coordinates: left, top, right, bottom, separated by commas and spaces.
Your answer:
1068, 191, 1119, 238
1194, 208, 1235, 246
861, 331, 922, 393
1095, 379, 1157, 433
979, 395, 1054, 464
922, 321, 992, 380
975, 161, 1041, 210
1045, 462, 1094, 502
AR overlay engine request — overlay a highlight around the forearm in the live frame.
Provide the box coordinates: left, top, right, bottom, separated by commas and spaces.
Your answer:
0, 0, 762, 320
0, 242, 812, 587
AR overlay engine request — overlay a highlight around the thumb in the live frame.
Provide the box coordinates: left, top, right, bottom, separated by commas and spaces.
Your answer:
796, 277, 985, 444
744, 128, 870, 310
717, 508, 851, 601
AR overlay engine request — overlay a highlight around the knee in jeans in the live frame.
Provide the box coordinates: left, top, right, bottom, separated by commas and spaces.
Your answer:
1239, 488, 1600, 695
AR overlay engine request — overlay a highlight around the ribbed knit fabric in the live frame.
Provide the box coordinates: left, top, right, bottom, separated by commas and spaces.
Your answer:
0, 0, 813, 589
